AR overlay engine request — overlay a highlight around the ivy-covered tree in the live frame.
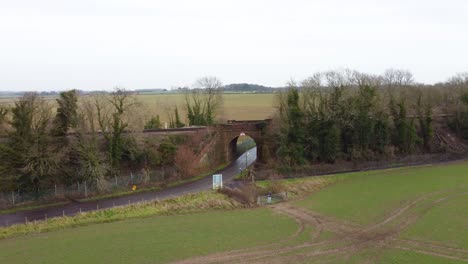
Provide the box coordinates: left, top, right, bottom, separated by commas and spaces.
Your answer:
185, 76, 223, 126
96, 89, 137, 175
417, 94, 433, 150
1, 93, 56, 192
277, 86, 306, 165
353, 85, 377, 151
390, 98, 419, 154
174, 107, 185, 128
145, 115, 161, 129
53, 89, 78, 136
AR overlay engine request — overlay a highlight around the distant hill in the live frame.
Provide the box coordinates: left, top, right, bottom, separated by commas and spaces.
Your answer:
222, 83, 278, 93
0, 83, 280, 98
134, 88, 169, 94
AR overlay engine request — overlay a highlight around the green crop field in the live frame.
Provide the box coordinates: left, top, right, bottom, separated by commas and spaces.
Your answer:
294, 163, 468, 225
0, 209, 296, 264
0, 162, 467, 263
289, 161, 468, 263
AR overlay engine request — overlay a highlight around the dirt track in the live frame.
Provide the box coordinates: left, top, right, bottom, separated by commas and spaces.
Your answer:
172, 188, 468, 264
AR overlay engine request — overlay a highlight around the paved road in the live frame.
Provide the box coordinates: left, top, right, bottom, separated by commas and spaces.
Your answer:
0, 148, 257, 227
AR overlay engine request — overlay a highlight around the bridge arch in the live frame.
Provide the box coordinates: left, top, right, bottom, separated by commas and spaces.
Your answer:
218, 119, 271, 163
228, 133, 257, 161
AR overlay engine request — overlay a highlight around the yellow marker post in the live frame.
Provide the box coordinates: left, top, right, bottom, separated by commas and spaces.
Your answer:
132, 185, 137, 191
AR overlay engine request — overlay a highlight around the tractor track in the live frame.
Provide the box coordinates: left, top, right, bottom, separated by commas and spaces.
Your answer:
172, 188, 468, 264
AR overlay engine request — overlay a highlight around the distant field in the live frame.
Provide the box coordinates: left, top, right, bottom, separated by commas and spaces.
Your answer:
0, 93, 277, 123
137, 93, 276, 122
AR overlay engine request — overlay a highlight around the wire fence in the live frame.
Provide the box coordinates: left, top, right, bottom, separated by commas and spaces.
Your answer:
257, 192, 288, 206
0, 169, 176, 208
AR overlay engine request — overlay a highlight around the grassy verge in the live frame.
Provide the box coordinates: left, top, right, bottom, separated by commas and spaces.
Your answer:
255, 174, 350, 198
0, 191, 242, 240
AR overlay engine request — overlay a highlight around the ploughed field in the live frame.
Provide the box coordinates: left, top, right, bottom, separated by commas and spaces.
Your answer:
0, 162, 467, 263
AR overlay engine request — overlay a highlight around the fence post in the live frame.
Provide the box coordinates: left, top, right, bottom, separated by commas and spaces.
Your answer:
115, 175, 118, 185
257, 196, 260, 205
77, 182, 80, 193
55, 184, 57, 196
131, 172, 134, 184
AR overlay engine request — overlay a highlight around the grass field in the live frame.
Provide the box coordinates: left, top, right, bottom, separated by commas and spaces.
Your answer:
138, 93, 276, 122
0, 209, 296, 264
402, 195, 468, 248
0, 162, 467, 263
294, 163, 468, 225
0, 93, 277, 123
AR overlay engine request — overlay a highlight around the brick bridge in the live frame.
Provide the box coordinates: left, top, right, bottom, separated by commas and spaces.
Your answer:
139, 119, 272, 164
217, 119, 272, 163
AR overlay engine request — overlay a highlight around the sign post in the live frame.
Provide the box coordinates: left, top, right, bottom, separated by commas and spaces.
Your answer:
212, 174, 223, 190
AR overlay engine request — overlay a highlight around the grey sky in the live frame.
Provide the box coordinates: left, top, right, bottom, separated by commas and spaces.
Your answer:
1, 0, 467, 91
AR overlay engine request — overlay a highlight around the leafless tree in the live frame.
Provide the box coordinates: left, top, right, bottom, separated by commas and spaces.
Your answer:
383, 69, 414, 87
72, 97, 108, 190
185, 76, 223, 125
94, 89, 139, 173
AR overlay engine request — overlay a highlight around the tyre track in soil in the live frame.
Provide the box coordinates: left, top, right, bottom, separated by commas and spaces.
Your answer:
171, 188, 468, 264
268, 189, 468, 264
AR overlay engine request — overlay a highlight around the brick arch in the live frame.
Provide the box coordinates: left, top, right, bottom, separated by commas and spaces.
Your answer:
217, 119, 271, 163
227, 133, 259, 160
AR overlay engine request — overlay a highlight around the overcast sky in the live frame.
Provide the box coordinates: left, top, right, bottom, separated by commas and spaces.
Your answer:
1, 0, 467, 91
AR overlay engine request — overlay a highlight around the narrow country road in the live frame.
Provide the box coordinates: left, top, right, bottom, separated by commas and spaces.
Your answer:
0, 148, 257, 227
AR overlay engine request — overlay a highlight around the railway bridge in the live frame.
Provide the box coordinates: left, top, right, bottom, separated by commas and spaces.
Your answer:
217, 119, 272, 163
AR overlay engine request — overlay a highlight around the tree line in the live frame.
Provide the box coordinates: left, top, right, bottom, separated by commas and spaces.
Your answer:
273, 69, 468, 166
0, 76, 225, 194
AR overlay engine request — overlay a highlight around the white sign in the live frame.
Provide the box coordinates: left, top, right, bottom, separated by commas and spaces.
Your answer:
212, 174, 223, 190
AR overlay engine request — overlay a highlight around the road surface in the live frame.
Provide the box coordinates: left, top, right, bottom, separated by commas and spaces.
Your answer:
0, 147, 257, 227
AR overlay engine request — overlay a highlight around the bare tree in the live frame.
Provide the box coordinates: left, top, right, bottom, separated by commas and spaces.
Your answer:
95, 89, 139, 174
383, 69, 414, 87
324, 69, 357, 88
67, 97, 108, 190
185, 76, 223, 125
